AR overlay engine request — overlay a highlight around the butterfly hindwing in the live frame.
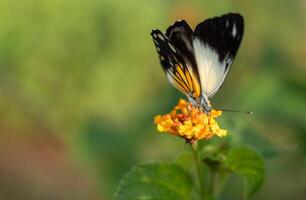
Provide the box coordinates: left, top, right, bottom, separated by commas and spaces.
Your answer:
151, 29, 201, 99
193, 13, 244, 98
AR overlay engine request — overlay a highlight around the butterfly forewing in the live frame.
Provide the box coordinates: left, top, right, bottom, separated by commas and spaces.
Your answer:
165, 20, 199, 79
193, 13, 244, 98
151, 29, 201, 99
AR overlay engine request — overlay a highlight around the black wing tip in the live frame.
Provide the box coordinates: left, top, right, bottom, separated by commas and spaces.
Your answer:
205, 12, 244, 23
167, 19, 188, 30
217, 12, 243, 19
152, 19, 193, 39
151, 29, 165, 40
166, 19, 193, 38
222, 12, 244, 23
150, 29, 159, 35
226, 13, 244, 30
198, 12, 244, 32
171, 19, 188, 26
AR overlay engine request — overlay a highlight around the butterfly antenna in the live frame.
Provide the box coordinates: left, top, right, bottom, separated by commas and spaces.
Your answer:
219, 109, 253, 115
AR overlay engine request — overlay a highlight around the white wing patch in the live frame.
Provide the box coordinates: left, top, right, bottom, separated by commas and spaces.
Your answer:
192, 38, 230, 98
232, 24, 237, 37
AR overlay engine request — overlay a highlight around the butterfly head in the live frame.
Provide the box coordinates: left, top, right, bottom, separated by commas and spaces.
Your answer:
200, 98, 212, 114
188, 95, 212, 114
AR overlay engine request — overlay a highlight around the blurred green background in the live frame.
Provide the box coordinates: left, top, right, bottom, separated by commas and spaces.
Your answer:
0, 0, 305, 199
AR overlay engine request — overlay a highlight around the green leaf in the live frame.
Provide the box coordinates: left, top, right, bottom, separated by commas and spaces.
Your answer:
114, 162, 193, 200
225, 147, 264, 196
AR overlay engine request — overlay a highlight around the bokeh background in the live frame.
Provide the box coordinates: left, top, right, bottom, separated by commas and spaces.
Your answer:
0, 0, 305, 199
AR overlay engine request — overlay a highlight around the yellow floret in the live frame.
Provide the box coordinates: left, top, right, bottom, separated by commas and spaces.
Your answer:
154, 99, 227, 143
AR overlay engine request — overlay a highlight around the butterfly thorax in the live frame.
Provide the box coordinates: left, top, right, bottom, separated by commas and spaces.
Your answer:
188, 95, 212, 114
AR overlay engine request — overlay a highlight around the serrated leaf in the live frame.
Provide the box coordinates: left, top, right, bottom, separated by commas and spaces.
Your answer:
114, 162, 193, 200
225, 147, 264, 195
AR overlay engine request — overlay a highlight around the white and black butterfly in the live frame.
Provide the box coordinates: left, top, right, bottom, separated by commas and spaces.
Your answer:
151, 13, 244, 113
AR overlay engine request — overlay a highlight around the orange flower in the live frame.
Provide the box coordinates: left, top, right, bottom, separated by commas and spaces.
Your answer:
154, 99, 227, 143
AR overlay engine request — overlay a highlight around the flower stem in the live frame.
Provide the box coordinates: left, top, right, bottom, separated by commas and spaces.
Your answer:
208, 169, 216, 195
191, 142, 206, 198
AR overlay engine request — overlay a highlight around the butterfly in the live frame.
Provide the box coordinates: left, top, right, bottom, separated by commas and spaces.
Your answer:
151, 13, 244, 113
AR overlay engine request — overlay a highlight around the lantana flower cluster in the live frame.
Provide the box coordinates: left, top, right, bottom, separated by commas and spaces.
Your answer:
154, 99, 227, 143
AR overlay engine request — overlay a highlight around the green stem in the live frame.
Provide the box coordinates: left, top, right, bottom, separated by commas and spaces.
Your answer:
208, 169, 216, 196
191, 142, 206, 198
